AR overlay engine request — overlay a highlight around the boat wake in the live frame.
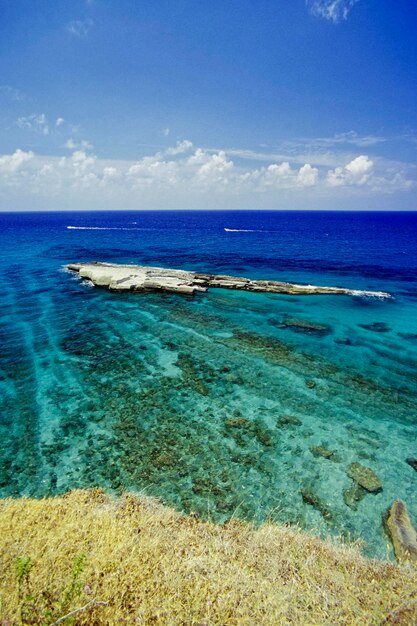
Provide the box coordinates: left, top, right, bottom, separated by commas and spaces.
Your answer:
67, 225, 150, 231
224, 228, 261, 232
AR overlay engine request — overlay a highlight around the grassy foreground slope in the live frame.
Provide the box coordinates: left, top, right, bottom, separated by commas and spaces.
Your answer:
0, 490, 415, 625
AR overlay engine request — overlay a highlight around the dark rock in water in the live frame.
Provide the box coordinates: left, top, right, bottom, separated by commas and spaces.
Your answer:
252, 420, 275, 447
358, 322, 391, 333
398, 330, 417, 341
347, 462, 382, 493
277, 415, 302, 427
224, 417, 250, 428
343, 483, 366, 510
192, 477, 225, 497
301, 489, 333, 521
334, 337, 354, 346
309, 445, 338, 461
306, 379, 316, 389
276, 317, 332, 336
49, 472, 58, 491
406, 457, 417, 472
383, 499, 417, 564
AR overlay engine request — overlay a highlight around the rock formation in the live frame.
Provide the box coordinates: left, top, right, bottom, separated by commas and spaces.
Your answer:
406, 458, 417, 472
384, 500, 417, 564
309, 445, 338, 461
346, 462, 382, 493
67, 262, 391, 298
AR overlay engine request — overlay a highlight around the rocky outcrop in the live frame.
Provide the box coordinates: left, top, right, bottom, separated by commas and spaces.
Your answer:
276, 415, 302, 427
383, 500, 417, 564
309, 445, 338, 461
67, 262, 390, 298
346, 462, 382, 493
343, 483, 366, 510
406, 458, 417, 472
277, 318, 331, 335
359, 322, 391, 333
301, 489, 333, 521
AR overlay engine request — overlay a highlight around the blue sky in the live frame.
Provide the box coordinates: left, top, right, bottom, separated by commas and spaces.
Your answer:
1, 0, 416, 210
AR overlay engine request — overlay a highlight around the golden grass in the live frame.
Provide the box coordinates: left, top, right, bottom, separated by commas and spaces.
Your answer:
0, 489, 416, 625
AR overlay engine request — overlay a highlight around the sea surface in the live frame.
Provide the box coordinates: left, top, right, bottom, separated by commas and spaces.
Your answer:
0, 210, 416, 559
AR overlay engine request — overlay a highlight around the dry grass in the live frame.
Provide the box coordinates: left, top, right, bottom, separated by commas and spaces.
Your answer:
0, 489, 416, 625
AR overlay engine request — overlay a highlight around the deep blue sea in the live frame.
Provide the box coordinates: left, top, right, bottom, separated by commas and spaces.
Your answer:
0, 210, 416, 559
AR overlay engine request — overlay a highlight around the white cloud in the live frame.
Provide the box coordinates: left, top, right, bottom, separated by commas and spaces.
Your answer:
223, 144, 362, 169
297, 164, 319, 187
162, 127, 170, 137
164, 140, 193, 156
255, 162, 295, 190
0, 85, 25, 102
267, 162, 293, 178
67, 19, 94, 37
55, 117, 65, 128
0, 149, 34, 173
313, 131, 385, 148
195, 151, 233, 187
308, 0, 360, 23
249, 161, 319, 191
102, 166, 120, 183
16, 113, 49, 135
0, 142, 414, 210
64, 139, 76, 150
327, 155, 373, 186
64, 138, 93, 150
71, 150, 96, 173
345, 155, 373, 183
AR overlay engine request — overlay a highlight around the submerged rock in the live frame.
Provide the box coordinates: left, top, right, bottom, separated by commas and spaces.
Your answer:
358, 322, 391, 333
398, 332, 417, 341
309, 445, 338, 461
276, 317, 331, 336
301, 489, 333, 521
277, 415, 302, 427
383, 500, 417, 564
347, 462, 382, 493
334, 337, 354, 346
306, 380, 316, 389
406, 458, 417, 472
224, 417, 250, 428
343, 483, 366, 510
67, 262, 390, 298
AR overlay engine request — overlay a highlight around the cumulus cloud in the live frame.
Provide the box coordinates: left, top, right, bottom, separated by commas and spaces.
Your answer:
164, 140, 193, 156
64, 138, 93, 150
0, 149, 34, 173
16, 113, 49, 135
194, 151, 233, 188
71, 150, 97, 172
297, 164, 319, 186
267, 162, 293, 179
0, 142, 413, 209
67, 19, 94, 37
308, 0, 360, 23
55, 117, 65, 128
327, 155, 373, 186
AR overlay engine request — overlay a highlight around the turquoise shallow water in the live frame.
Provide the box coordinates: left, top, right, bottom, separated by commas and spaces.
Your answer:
0, 210, 416, 559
